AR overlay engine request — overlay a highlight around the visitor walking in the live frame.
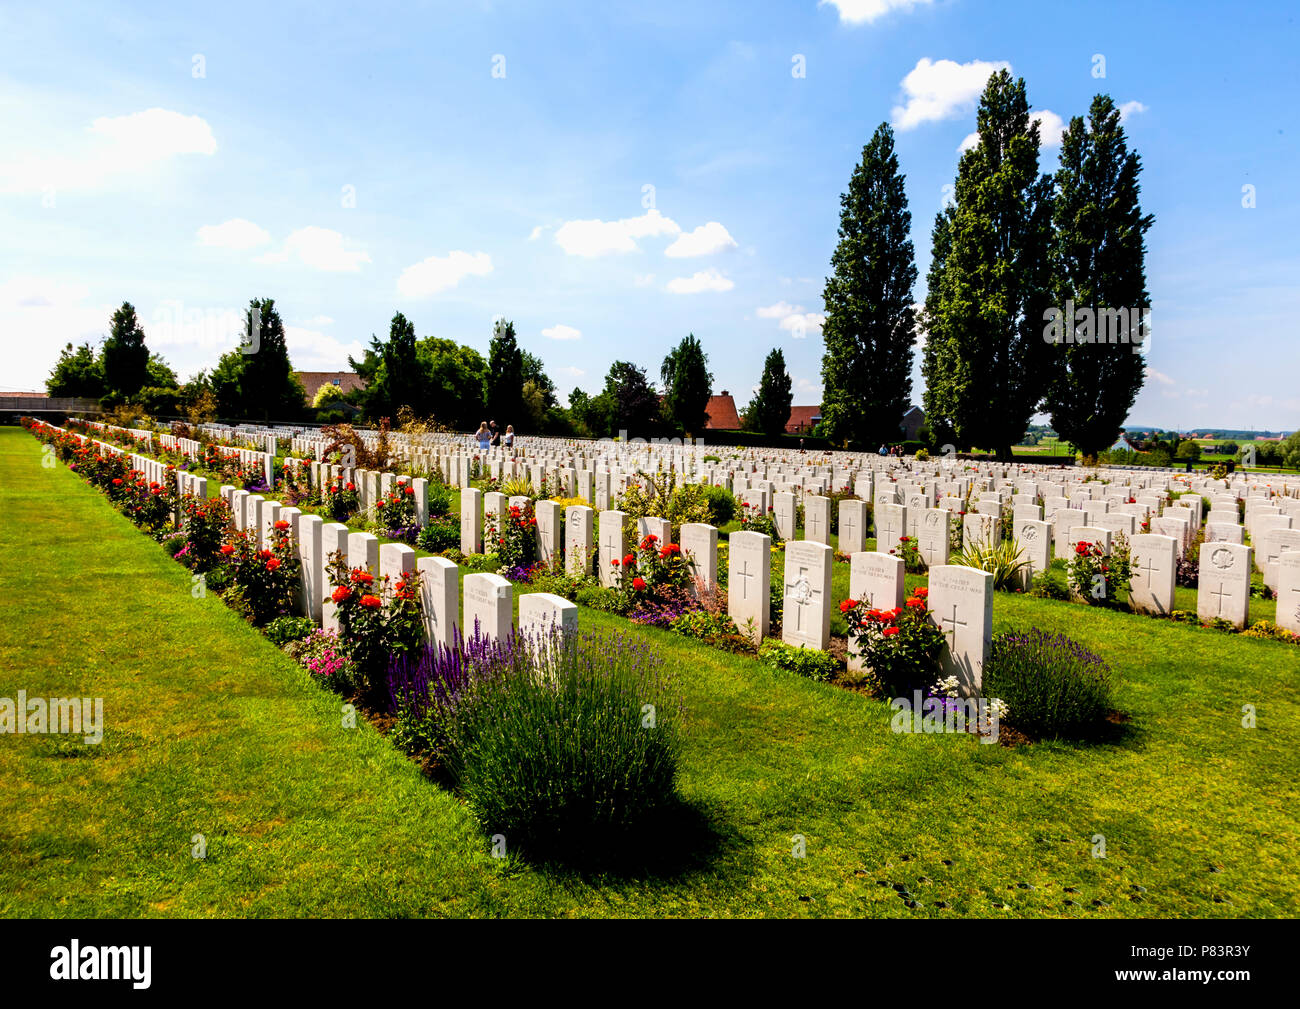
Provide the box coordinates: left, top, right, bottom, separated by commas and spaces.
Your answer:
474, 421, 491, 452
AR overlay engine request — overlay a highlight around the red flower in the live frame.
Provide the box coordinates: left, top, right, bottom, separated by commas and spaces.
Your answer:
632, 577, 647, 591
112, 478, 123, 485
359, 594, 382, 609
275, 520, 289, 530
351, 569, 374, 585
1075, 541, 1091, 555
913, 587, 929, 598
882, 626, 901, 637
346, 482, 355, 491
906, 598, 925, 608
623, 553, 636, 567
220, 544, 235, 556
405, 486, 414, 495
331, 585, 351, 604
839, 599, 856, 613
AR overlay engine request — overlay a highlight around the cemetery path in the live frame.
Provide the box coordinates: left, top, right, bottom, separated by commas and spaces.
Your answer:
3, 428, 1300, 917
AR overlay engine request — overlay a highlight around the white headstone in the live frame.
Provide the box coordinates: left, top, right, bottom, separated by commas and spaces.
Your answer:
927, 564, 994, 692
728, 530, 771, 643
463, 572, 513, 642
782, 540, 833, 650
1129, 533, 1177, 616
1197, 542, 1251, 628
418, 556, 459, 650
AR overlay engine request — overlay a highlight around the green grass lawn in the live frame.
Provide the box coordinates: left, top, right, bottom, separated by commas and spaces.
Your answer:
3, 426, 1299, 918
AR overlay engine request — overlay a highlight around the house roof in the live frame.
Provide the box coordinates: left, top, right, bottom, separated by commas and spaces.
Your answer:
786, 405, 821, 433
704, 392, 742, 430
296, 371, 365, 404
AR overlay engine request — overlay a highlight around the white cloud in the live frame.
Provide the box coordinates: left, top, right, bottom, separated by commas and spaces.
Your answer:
542, 323, 582, 341
781, 312, 826, 338
554, 209, 681, 256
957, 131, 980, 153
633, 273, 657, 286
891, 57, 1010, 131
397, 250, 493, 298
758, 301, 824, 337
301, 315, 334, 326
284, 326, 368, 371
819, 0, 934, 24
257, 227, 371, 272
1119, 100, 1148, 122
197, 218, 271, 250
0, 107, 217, 193
1146, 367, 1175, 386
1032, 109, 1066, 148
664, 222, 738, 258
666, 268, 734, 294
528, 224, 548, 240
556, 366, 585, 378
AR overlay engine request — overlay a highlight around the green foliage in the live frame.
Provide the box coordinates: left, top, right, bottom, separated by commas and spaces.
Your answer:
486, 319, 524, 426
660, 334, 713, 437
821, 123, 917, 447
211, 299, 306, 421
669, 611, 752, 653
954, 537, 1031, 591
744, 348, 794, 436
921, 72, 1054, 457
100, 302, 151, 400
702, 484, 737, 526
265, 616, 315, 648
1043, 95, 1154, 460
46, 342, 106, 399
602, 360, 663, 439
758, 640, 839, 682
984, 628, 1115, 738
417, 515, 460, 554
440, 631, 682, 864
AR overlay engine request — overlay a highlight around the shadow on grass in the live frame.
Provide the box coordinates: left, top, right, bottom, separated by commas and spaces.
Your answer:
497, 795, 748, 886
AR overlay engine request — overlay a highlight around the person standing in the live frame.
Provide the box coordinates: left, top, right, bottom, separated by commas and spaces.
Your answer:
504, 424, 515, 449
474, 421, 491, 452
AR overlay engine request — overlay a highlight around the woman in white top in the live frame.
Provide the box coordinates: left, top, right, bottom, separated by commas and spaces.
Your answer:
503, 424, 515, 449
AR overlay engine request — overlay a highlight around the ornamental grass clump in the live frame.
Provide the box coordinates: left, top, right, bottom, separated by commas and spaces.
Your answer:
439, 629, 683, 865
982, 628, 1115, 739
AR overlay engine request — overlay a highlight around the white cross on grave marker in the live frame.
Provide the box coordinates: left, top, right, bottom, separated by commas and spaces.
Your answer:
926, 564, 994, 693
1196, 542, 1251, 628
781, 540, 833, 650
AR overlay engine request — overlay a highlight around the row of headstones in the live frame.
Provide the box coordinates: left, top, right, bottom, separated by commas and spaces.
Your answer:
218, 484, 578, 650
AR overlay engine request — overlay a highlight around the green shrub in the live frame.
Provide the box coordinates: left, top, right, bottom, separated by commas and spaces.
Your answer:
417, 516, 459, 553
265, 615, 315, 647
441, 630, 682, 864
983, 628, 1115, 738
1029, 559, 1071, 600
703, 484, 737, 526
757, 640, 839, 681
669, 610, 752, 652
955, 537, 1031, 591
426, 479, 453, 517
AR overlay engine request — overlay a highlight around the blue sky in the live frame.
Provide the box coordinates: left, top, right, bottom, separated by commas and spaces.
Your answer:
2, 0, 1297, 431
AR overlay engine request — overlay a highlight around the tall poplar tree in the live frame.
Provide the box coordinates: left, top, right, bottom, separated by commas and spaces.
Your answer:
486, 319, 523, 424
745, 347, 794, 436
1043, 94, 1154, 460
101, 302, 151, 399
820, 122, 917, 447
660, 333, 713, 437
920, 71, 1054, 459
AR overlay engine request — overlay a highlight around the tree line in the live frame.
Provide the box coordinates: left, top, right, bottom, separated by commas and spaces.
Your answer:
823, 72, 1152, 460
